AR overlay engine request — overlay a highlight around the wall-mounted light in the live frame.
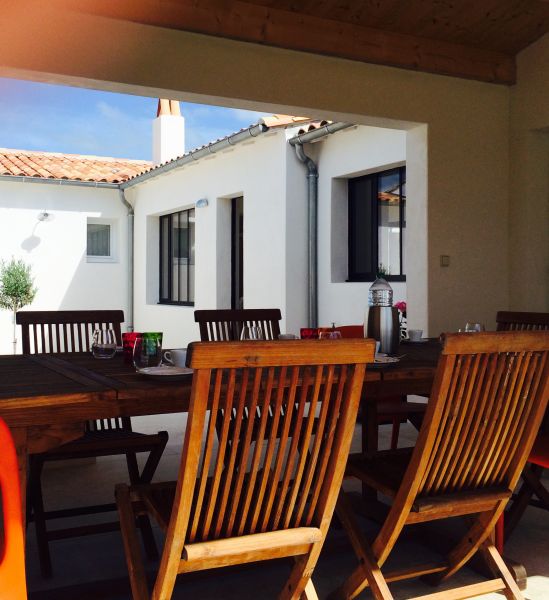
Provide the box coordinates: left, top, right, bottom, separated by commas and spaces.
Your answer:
37, 211, 53, 222
195, 198, 208, 209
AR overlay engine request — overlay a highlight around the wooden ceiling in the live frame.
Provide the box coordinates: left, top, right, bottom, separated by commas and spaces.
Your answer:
70, 0, 549, 85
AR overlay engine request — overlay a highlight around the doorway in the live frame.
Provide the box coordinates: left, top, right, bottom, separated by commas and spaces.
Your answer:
231, 196, 244, 309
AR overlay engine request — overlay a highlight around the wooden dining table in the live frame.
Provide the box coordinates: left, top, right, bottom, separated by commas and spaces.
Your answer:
1, 340, 529, 592
0, 339, 441, 518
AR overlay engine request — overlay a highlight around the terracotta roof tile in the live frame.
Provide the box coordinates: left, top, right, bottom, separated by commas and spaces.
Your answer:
0, 149, 151, 183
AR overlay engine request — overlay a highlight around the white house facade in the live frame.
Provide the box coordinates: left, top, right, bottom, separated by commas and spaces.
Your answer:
0, 107, 410, 353
0, 153, 149, 354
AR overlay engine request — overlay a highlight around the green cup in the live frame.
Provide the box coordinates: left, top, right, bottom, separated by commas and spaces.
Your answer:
133, 332, 163, 369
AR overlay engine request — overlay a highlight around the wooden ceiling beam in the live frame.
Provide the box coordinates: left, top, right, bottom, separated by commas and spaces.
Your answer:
67, 0, 516, 85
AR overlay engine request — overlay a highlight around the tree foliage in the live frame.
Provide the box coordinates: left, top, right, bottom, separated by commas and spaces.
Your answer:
0, 258, 37, 312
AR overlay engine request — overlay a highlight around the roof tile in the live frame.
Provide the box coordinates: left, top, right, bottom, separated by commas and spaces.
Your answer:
0, 149, 151, 183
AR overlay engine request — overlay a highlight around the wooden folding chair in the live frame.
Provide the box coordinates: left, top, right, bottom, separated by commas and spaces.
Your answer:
194, 308, 282, 341
496, 310, 549, 332
16, 310, 168, 577
329, 331, 549, 600
322, 324, 427, 450
494, 311, 549, 548
195, 307, 283, 446
116, 338, 375, 599
0, 418, 27, 600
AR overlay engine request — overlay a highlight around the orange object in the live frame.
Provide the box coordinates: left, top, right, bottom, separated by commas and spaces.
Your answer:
0, 418, 27, 600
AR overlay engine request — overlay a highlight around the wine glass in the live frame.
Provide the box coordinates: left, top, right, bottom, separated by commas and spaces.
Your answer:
133, 336, 163, 369
240, 326, 264, 340
464, 322, 485, 333
319, 330, 342, 340
91, 328, 117, 359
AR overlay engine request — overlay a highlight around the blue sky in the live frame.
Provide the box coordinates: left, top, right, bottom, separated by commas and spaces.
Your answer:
0, 77, 266, 160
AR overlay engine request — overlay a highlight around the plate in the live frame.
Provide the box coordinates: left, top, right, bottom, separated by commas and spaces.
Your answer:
374, 355, 400, 365
137, 366, 193, 379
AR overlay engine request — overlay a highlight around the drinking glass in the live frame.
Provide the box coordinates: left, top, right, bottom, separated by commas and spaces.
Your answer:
240, 326, 264, 340
319, 330, 342, 340
133, 335, 163, 369
91, 329, 117, 359
464, 322, 485, 333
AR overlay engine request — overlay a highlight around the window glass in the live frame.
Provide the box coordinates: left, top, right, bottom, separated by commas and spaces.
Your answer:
378, 170, 402, 276
347, 166, 406, 281
159, 208, 195, 304
87, 223, 110, 257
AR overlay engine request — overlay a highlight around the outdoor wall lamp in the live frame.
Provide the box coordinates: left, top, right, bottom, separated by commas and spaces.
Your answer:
195, 198, 208, 209
37, 211, 53, 222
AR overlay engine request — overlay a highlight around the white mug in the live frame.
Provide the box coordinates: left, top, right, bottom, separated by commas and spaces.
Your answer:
408, 329, 423, 342
163, 348, 187, 367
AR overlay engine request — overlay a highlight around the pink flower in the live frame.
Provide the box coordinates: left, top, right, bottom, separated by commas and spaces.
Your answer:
394, 301, 407, 313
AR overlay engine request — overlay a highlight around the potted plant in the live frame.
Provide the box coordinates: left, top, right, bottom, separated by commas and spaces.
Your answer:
394, 301, 407, 339
0, 258, 37, 354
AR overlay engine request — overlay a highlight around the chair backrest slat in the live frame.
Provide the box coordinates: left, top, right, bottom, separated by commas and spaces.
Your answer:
16, 310, 124, 353
407, 332, 549, 504
176, 339, 373, 550
15, 310, 127, 432
496, 311, 549, 332
194, 309, 282, 341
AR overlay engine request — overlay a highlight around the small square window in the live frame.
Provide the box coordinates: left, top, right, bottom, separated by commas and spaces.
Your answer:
87, 223, 111, 257
87, 219, 117, 262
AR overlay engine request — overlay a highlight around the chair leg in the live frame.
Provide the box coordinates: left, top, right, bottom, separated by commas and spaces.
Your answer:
495, 513, 505, 554
138, 432, 168, 484
125, 451, 141, 484
481, 541, 524, 600
115, 484, 150, 600
28, 458, 53, 578
326, 493, 394, 600
504, 465, 544, 541
390, 418, 400, 450
282, 554, 321, 600
124, 451, 159, 561
523, 465, 549, 506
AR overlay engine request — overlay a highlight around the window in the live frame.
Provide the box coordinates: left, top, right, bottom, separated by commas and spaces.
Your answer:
159, 208, 195, 305
87, 219, 116, 262
348, 166, 406, 281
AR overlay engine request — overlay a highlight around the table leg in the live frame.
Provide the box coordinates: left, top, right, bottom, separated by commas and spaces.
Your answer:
8, 423, 84, 525
361, 400, 379, 500
10, 427, 28, 530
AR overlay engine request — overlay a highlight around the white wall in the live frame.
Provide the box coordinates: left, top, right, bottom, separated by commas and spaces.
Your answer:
131, 123, 413, 345
309, 125, 407, 327
0, 8, 518, 333
128, 130, 290, 349
0, 181, 129, 353
509, 34, 549, 311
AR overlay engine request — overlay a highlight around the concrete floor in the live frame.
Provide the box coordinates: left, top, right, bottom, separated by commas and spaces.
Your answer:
25, 413, 549, 599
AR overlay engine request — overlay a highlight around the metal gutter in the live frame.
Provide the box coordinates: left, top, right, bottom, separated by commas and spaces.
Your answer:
118, 189, 134, 332
293, 144, 319, 328
288, 122, 354, 146
121, 123, 269, 189
0, 174, 119, 188
289, 122, 354, 328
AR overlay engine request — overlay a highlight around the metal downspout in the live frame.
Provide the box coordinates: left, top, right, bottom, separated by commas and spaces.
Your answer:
118, 189, 134, 332
293, 144, 319, 328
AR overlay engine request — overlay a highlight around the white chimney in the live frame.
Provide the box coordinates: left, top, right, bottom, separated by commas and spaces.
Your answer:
152, 99, 185, 165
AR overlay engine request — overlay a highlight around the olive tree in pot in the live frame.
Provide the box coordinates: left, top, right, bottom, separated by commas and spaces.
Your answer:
0, 258, 37, 354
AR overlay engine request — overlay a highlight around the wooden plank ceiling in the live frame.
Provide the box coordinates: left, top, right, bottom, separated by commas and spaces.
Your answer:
70, 0, 549, 85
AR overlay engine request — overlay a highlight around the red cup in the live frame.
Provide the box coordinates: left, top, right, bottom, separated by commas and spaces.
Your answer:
300, 328, 319, 340
122, 332, 142, 365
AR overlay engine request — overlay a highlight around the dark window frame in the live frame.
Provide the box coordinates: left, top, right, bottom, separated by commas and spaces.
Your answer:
347, 166, 406, 282
158, 208, 195, 306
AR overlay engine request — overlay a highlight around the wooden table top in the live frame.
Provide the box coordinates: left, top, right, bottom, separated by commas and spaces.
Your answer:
0, 353, 192, 428
0, 341, 441, 427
